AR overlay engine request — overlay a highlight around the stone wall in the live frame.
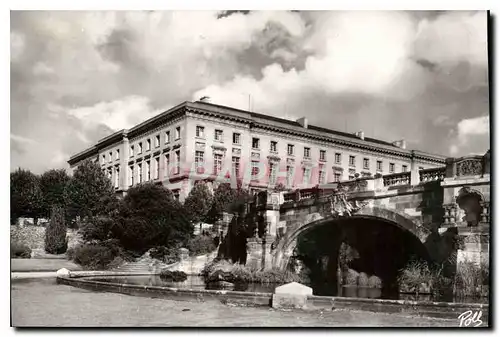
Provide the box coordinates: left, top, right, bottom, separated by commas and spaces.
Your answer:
10, 225, 81, 252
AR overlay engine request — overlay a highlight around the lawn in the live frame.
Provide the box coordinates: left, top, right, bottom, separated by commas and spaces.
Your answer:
11, 258, 82, 272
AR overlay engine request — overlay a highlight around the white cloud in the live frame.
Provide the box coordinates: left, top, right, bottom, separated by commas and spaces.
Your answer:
457, 115, 489, 136
10, 31, 25, 62
414, 11, 488, 67
10, 133, 35, 144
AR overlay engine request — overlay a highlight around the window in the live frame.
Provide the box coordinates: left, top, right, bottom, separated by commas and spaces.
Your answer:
251, 161, 259, 179
154, 157, 160, 179
233, 133, 241, 145
114, 167, 120, 188
232, 157, 240, 177
319, 150, 326, 161
334, 172, 342, 182
174, 150, 180, 174
107, 168, 112, 179
287, 144, 294, 156
164, 153, 170, 177
269, 162, 277, 185
213, 153, 223, 175
363, 158, 369, 170
128, 165, 134, 186
214, 129, 223, 141
102, 154, 106, 164
389, 163, 395, 173
155, 135, 160, 148
196, 126, 205, 138
195, 151, 205, 174
349, 155, 356, 167
145, 160, 150, 181
377, 160, 383, 172
318, 164, 326, 185
286, 166, 294, 187
130, 145, 134, 158
108, 152, 112, 163
302, 167, 311, 185
138, 142, 143, 154
402, 165, 408, 172
270, 141, 278, 153
165, 131, 170, 144
116, 149, 120, 160
146, 139, 151, 151
252, 137, 260, 149
175, 126, 181, 140
335, 153, 341, 164
137, 163, 142, 184
304, 147, 311, 159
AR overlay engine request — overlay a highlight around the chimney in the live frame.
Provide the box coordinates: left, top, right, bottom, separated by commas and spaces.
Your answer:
355, 131, 365, 140
392, 139, 407, 149
296, 117, 308, 128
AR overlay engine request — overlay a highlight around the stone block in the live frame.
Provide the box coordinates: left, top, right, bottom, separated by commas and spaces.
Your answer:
56, 268, 71, 277
275, 282, 313, 295
272, 293, 308, 310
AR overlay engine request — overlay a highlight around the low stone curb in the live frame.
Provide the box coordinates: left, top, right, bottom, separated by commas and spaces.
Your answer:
56, 273, 489, 322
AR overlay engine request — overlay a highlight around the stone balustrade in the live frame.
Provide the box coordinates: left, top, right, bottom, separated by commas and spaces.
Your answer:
383, 172, 411, 187
419, 167, 446, 183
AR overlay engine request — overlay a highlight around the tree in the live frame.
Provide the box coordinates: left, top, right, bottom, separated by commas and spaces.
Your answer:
40, 169, 70, 218
65, 160, 117, 220
183, 182, 213, 224
205, 182, 251, 224
10, 168, 43, 224
45, 205, 68, 254
112, 183, 193, 253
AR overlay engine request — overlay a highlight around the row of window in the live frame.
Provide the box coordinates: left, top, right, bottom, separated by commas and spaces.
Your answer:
127, 150, 181, 186
129, 126, 181, 158
102, 149, 120, 164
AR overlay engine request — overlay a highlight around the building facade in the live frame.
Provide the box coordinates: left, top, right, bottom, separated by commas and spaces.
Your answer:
68, 100, 446, 201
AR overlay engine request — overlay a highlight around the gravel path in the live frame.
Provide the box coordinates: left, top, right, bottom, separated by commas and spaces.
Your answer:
11, 258, 82, 272
11, 278, 466, 327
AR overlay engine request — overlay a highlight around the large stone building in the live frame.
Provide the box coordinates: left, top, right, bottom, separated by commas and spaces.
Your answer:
68, 99, 446, 201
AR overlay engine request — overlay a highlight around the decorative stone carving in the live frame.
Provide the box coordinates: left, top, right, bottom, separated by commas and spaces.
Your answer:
383, 172, 411, 187
232, 148, 241, 155
442, 203, 458, 224
267, 155, 281, 162
286, 158, 295, 165
332, 166, 344, 172
195, 142, 205, 150
456, 159, 483, 177
251, 152, 260, 159
328, 191, 368, 217
211, 145, 227, 152
419, 167, 446, 182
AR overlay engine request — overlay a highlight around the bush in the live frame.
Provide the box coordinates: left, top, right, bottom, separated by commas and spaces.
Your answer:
79, 216, 115, 243
358, 272, 369, 286
455, 260, 483, 299
45, 206, 68, 254
202, 259, 300, 284
367, 275, 382, 288
11, 242, 32, 259
187, 235, 217, 256
160, 270, 188, 282
149, 246, 180, 264
70, 243, 118, 270
345, 269, 359, 285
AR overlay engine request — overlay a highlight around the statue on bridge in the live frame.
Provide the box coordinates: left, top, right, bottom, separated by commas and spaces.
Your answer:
329, 188, 368, 217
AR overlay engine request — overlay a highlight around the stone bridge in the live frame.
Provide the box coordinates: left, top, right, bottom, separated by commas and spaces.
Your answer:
236, 151, 490, 287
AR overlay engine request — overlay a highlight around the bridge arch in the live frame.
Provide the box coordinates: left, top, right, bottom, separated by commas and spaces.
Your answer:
273, 206, 431, 270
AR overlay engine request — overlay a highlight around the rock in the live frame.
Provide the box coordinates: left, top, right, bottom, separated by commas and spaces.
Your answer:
213, 281, 235, 289
272, 282, 312, 310
56, 268, 71, 278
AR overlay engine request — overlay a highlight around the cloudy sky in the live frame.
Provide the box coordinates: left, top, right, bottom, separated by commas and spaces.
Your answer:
10, 10, 490, 173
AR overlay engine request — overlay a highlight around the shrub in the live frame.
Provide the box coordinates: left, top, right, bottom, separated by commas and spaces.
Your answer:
455, 260, 483, 299
358, 272, 369, 286
149, 246, 181, 264
202, 259, 300, 284
45, 206, 68, 254
79, 216, 115, 243
70, 243, 118, 270
187, 235, 217, 256
160, 270, 188, 282
345, 269, 359, 285
11, 242, 32, 259
367, 275, 382, 288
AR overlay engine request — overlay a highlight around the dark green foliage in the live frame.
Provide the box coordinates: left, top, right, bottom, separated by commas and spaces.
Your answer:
70, 243, 119, 270
45, 206, 68, 254
159, 270, 188, 282
79, 216, 115, 243
11, 242, 32, 259
10, 168, 43, 223
183, 182, 213, 224
65, 160, 117, 220
113, 183, 193, 254
205, 183, 251, 224
39, 169, 70, 218
187, 234, 217, 256
149, 246, 181, 264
